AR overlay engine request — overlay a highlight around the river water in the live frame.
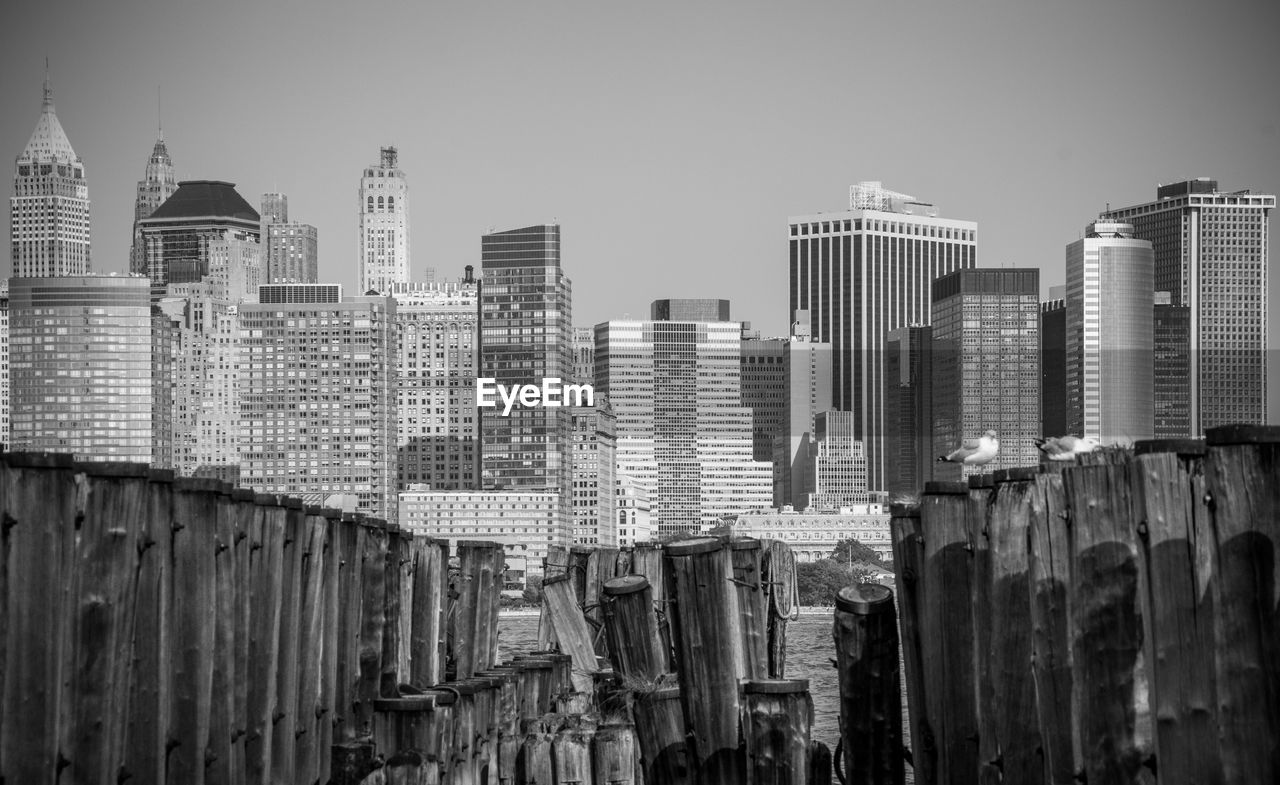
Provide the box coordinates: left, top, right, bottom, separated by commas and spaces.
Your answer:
497, 609, 915, 781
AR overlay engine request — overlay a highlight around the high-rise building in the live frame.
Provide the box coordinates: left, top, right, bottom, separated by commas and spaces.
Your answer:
596, 311, 773, 534
1039, 290, 1067, 438
1103, 179, 1274, 431
650, 299, 731, 322
479, 224, 574, 508
789, 181, 976, 493
930, 268, 1040, 478
572, 326, 595, 386
392, 276, 480, 491
259, 283, 342, 304
358, 147, 410, 293
9, 276, 171, 465
570, 405, 617, 545
1154, 292, 1192, 438
805, 411, 871, 510
741, 311, 834, 508
261, 193, 319, 284
12, 72, 90, 277
0, 281, 9, 447
137, 180, 260, 299
615, 475, 652, 547
884, 325, 933, 499
130, 133, 177, 275
239, 291, 398, 521
1065, 221, 1154, 445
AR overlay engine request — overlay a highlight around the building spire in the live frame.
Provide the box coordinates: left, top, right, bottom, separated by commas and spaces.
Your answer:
43, 57, 53, 109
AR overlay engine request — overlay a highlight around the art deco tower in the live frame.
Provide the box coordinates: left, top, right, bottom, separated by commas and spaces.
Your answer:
129, 130, 177, 274
358, 147, 410, 293
11, 70, 90, 277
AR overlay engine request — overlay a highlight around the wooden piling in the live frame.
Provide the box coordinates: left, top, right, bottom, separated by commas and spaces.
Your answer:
963, 474, 996, 785
888, 503, 931, 784
593, 723, 638, 785
586, 547, 620, 655
601, 575, 668, 682
207, 480, 238, 785
918, 481, 978, 785
455, 541, 504, 679
357, 520, 390, 737
541, 573, 599, 695
517, 718, 556, 785
245, 494, 285, 783
833, 583, 904, 785
1062, 454, 1154, 784
335, 511, 365, 744
761, 539, 797, 679
731, 539, 770, 680
553, 724, 595, 785
411, 537, 448, 688
1203, 425, 1280, 783
664, 537, 745, 785
1131, 439, 1220, 785
382, 525, 408, 698
740, 679, 813, 785
633, 686, 692, 785
538, 545, 569, 651
985, 468, 1042, 783
295, 506, 332, 785
1026, 469, 1075, 785
272, 497, 306, 785
631, 542, 672, 672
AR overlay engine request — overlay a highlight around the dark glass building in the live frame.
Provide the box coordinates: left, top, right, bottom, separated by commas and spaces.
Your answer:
138, 180, 260, 300
884, 325, 933, 499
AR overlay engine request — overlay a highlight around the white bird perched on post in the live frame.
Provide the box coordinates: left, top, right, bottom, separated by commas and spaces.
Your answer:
937, 429, 999, 466
1035, 435, 1099, 461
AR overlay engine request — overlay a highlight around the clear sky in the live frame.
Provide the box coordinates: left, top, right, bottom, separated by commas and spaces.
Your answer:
4, 0, 1280, 409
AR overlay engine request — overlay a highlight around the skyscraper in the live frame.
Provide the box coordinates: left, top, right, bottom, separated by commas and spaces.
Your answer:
130, 133, 177, 275
805, 411, 871, 510
930, 267, 1041, 477
789, 181, 976, 493
392, 276, 481, 491
12, 72, 90, 278
884, 325, 933, 499
239, 290, 398, 521
570, 405, 617, 545
0, 282, 10, 448
359, 147, 410, 293
1039, 291, 1067, 438
596, 309, 773, 534
261, 193, 319, 284
1154, 292, 1192, 438
1103, 179, 1274, 431
9, 276, 172, 465
1064, 221, 1154, 444
137, 180, 261, 299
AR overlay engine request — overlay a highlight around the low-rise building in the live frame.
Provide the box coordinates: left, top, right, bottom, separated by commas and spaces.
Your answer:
729, 506, 892, 562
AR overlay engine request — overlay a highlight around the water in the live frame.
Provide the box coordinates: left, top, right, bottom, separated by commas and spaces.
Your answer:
497, 609, 913, 780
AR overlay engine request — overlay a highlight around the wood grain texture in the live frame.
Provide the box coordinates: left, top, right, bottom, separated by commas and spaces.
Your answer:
834, 584, 904, 785
1027, 472, 1075, 785
888, 504, 933, 785
633, 687, 692, 785
740, 681, 813, 785
731, 540, 770, 680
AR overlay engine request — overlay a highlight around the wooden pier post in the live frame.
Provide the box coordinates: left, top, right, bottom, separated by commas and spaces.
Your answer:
740, 679, 814, 785
1203, 425, 1280, 783
593, 723, 638, 785
1062, 454, 1154, 784
410, 537, 448, 688
963, 474, 996, 785
272, 497, 307, 785
1131, 438, 1219, 785
983, 468, 1044, 784
631, 542, 672, 670
553, 723, 596, 785
731, 539, 770, 680
919, 481, 978, 785
664, 537, 745, 785
601, 575, 668, 682
833, 583, 904, 785
538, 545, 569, 651
455, 541, 505, 679
762, 540, 797, 679
1027, 469, 1075, 785
586, 547, 620, 655
541, 574, 599, 694
517, 718, 556, 785
888, 502, 932, 785
632, 686, 692, 785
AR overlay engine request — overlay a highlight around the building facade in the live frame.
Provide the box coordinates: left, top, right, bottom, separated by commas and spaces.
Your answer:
12, 75, 90, 278
130, 134, 177, 275
358, 147, 410, 293
0, 282, 7, 447
806, 411, 871, 510
930, 268, 1040, 478
1103, 179, 1273, 432
137, 180, 261, 299
9, 276, 171, 465
596, 314, 773, 534
1039, 293, 1067, 438
1065, 221, 1154, 444
399, 489, 570, 586
392, 277, 480, 491
261, 193, 319, 284
731, 506, 893, 562
616, 475, 653, 547
1154, 292, 1192, 438
884, 325, 933, 499
789, 181, 976, 493
570, 405, 617, 546
239, 292, 398, 521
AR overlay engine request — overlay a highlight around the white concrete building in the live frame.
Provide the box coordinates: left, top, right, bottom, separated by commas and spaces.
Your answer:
358, 147, 410, 293
729, 506, 892, 562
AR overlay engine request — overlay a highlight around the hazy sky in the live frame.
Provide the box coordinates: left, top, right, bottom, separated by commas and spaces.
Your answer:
4, 0, 1280, 404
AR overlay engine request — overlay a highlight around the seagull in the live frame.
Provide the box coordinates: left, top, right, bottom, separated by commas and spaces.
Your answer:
1035, 435, 1099, 461
938, 430, 999, 466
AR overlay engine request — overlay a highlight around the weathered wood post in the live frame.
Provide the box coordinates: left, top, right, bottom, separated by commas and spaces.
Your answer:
513, 657, 555, 720
587, 546, 620, 655
541, 574, 599, 695
1026, 468, 1075, 785
919, 481, 978, 785
245, 494, 285, 783
964, 474, 996, 785
762, 540, 798, 679
731, 539, 770, 680
632, 686, 692, 785
295, 506, 333, 785
538, 545, 569, 651
553, 722, 596, 785
888, 501, 932, 784
456, 541, 505, 679
833, 583, 904, 785
1062, 451, 1155, 784
477, 666, 521, 785
631, 542, 672, 670
318, 506, 343, 785
411, 537, 449, 688
271, 497, 307, 785
381, 524, 407, 698
984, 468, 1043, 783
665, 537, 745, 785
1203, 425, 1280, 783
593, 723, 638, 785
517, 717, 556, 785
740, 679, 814, 785
601, 575, 668, 682
1130, 438, 1219, 785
